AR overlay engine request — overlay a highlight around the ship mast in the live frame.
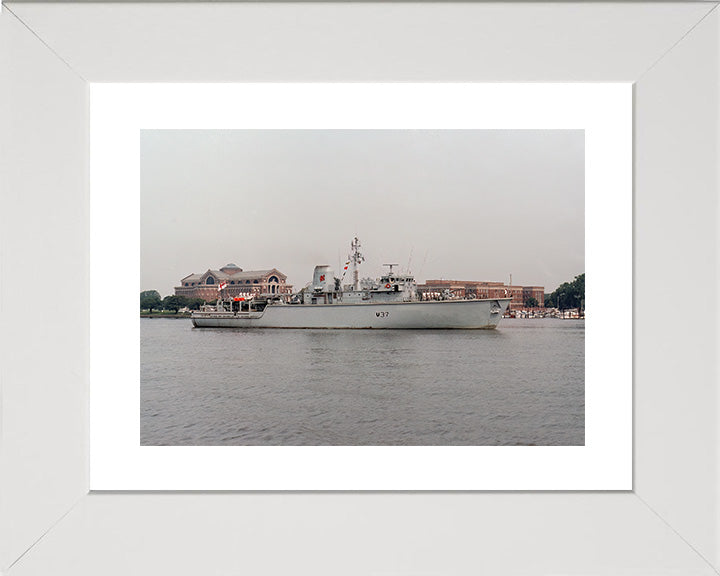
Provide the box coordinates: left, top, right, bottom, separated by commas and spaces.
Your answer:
349, 237, 364, 291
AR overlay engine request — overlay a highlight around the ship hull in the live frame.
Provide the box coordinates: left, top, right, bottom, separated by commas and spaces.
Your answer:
191, 298, 512, 329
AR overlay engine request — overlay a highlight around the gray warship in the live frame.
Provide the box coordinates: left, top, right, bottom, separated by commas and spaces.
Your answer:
191, 238, 512, 329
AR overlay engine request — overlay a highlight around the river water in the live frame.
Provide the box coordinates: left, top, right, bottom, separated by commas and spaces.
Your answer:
141, 318, 584, 446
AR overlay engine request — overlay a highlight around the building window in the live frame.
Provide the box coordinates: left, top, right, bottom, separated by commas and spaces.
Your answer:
230, 281, 235, 285
191, 283, 195, 286
253, 280, 258, 284
246, 280, 251, 284
184, 283, 189, 286
268, 276, 279, 284
206, 277, 215, 285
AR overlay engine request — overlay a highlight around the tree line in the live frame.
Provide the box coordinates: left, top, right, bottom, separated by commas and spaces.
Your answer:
544, 273, 585, 310
140, 290, 209, 313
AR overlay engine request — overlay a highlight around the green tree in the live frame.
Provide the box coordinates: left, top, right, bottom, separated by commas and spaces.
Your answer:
547, 273, 585, 310
162, 295, 189, 313
187, 297, 206, 311
140, 290, 162, 313
571, 273, 585, 308
525, 296, 539, 308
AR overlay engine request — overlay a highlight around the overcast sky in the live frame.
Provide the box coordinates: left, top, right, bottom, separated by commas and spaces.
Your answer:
141, 130, 584, 297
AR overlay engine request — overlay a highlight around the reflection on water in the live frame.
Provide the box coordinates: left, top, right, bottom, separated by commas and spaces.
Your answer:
141, 319, 584, 446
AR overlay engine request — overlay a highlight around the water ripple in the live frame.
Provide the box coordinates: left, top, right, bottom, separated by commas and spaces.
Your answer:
141, 319, 584, 446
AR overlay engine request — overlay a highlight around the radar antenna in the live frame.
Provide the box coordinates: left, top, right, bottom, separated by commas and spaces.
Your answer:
382, 264, 400, 275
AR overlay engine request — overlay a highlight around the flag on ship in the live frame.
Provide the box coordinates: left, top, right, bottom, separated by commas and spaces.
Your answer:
340, 260, 351, 282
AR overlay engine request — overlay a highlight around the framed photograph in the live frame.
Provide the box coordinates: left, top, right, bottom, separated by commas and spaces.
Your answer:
2, 2, 718, 574
90, 83, 630, 490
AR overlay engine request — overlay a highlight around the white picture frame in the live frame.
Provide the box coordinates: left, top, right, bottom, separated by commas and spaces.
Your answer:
2, 2, 718, 574
90, 83, 630, 491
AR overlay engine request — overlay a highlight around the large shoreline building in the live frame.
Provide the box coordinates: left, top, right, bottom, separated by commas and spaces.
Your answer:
417, 279, 544, 311
174, 264, 292, 301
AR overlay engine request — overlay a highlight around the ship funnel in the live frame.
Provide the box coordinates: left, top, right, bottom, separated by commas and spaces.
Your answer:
312, 265, 335, 293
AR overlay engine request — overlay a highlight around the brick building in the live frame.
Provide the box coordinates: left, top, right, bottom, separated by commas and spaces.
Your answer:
418, 279, 544, 311
174, 263, 292, 301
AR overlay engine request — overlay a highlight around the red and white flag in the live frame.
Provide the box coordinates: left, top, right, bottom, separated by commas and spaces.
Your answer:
340, 260, 351, 281
218, 281, 228, 291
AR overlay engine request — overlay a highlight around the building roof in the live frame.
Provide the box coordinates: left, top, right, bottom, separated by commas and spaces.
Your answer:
181, 268, 287, 284
227, 269, 283, 280
180, 273, 204, 282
